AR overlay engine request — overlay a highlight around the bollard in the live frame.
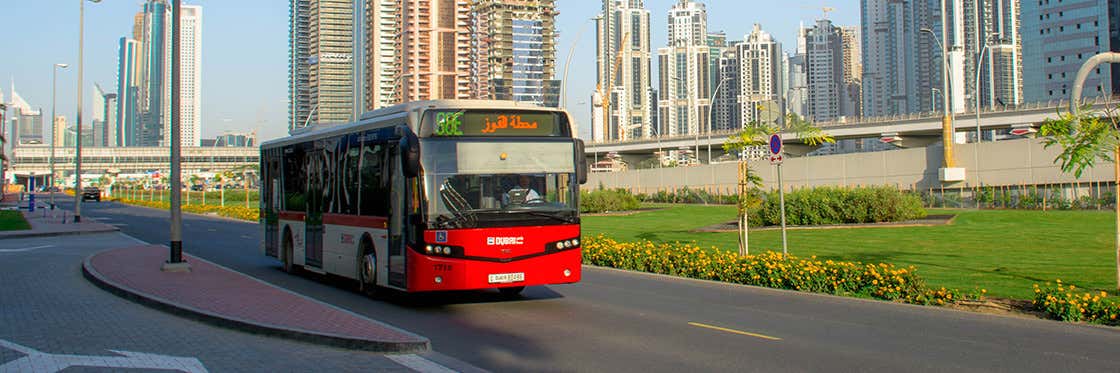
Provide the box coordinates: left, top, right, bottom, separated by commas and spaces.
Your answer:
28, 193, 35, 213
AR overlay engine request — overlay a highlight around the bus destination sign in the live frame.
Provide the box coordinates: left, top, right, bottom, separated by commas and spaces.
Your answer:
431, 111, 564, 137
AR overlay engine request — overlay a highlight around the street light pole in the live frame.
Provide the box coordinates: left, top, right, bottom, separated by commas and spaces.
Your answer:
164, 0, 189, 270
73, 0, 100, 223
560, 16, 599, 108
920, 27, 955, 168
974, 34, 998, 143
708, 77, 730, 164
50, 63, 68, 210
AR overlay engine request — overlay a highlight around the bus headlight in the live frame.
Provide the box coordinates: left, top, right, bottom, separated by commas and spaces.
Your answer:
572, 239, 579, 247
563, 269, 571, 277
425, 245, 433, 254
555, 242, 564, 250
563, 240, 572, 248
442, 246, 451, 255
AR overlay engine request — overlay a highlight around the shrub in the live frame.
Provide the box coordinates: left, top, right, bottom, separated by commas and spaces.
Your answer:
1033, 280, 1120, 324
582, 235, 965, 305
750, 186, 925, 227
580, 188, 641, 213
637, 187, 737, 205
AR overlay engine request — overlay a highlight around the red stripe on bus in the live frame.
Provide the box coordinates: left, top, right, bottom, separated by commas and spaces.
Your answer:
323, 214, 388, 229
278, 211, 306, 221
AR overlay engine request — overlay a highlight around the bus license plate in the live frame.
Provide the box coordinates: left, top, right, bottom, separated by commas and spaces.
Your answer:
488, 272, 525, 284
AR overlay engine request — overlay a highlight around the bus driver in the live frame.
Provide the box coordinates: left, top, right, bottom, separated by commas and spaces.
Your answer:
504, 175, 541, 206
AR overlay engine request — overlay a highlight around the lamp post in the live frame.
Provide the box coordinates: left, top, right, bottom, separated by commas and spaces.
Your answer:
920, 27, 956, 169
164, 0, 189, 270
74, 0, 101, 223
708, 77, 730, 164
974, 33, 999, 143
560, 16, 600, 108
930, 88, 941, 112
50, 63, 69, 210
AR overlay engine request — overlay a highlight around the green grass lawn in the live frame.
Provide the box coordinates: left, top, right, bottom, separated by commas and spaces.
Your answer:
0, 210, 31, 231
583, 204, 1117, 300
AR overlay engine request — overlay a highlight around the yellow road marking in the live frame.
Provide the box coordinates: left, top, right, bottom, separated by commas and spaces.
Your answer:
688, 322, 782, 341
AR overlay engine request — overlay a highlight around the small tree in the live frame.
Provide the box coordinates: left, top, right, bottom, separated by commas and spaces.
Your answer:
723, 114, 835, 256
1040, 103, 1120, 290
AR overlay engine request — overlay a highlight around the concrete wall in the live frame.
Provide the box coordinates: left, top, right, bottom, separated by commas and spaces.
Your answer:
587, 138, 1117, 194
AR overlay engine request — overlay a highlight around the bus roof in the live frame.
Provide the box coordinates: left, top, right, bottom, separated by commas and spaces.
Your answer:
260, 100, 568, 150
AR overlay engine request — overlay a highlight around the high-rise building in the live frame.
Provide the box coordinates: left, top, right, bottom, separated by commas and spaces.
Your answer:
714, 48, 740, 131
103, 93, 117, 147
396, 0, 473, 102
8, 87, 43, 146
595, 0, 653, 141
470, 0, 561, 107
735, 24, 783, 127
128, 1, 202, 147
1022, 0, 1117, 102
860, 0, 943, 116
91, 84, 105, 147
657, 0, 710, 137
839, 25, 862, 118
361, 0, 397, 111
54, 115, 68, 148
116, 37, 141, 146
804, 19, 844, 122
955, 0, 1024, 110
290, 0, 355, 132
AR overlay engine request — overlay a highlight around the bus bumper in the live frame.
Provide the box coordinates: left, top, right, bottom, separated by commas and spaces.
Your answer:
406, 248, 582, 292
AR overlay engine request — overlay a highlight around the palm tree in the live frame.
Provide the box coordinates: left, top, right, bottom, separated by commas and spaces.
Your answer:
722, 113, 835, 256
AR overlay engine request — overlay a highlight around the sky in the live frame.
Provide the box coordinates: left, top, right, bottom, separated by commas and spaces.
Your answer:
0, 1, 859, 143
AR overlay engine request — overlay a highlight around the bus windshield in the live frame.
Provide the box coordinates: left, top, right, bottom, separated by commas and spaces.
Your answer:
420, 139, 578, 229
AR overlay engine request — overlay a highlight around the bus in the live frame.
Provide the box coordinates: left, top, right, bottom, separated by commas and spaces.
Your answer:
259, 100, 587, 296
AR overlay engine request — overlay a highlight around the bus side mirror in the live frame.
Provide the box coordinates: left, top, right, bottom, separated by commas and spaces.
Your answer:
400, 130, 420, 178
575, 139, 588, 185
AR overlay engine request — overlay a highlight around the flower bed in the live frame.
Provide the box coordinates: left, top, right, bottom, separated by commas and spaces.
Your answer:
113, 198, 259, 222
1033, 280, 1120, 325
582, 235, 967, 305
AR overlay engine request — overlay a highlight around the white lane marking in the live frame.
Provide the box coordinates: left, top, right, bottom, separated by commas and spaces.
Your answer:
0, 245, 53, 253
110, 223, 129, 227
0, 339, 208, 373
386, 354, 458, 373
240, 235, 252, 239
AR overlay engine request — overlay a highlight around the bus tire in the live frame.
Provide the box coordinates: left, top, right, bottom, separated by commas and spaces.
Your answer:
282, 227, 296, 274
499, 286, 525, 298
357, 237, 378, 297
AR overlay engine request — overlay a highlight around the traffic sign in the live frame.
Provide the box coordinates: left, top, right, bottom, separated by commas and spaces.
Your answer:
769, 154, 783, 165
768, 134, 782, 155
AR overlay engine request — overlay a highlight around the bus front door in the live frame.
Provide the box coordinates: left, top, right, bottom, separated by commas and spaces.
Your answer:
387, 144, 407, 288
304, 149, 324, 269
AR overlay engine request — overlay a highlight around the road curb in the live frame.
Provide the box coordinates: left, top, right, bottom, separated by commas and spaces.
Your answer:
0, 226, 119, 240
82, 248, 430, 353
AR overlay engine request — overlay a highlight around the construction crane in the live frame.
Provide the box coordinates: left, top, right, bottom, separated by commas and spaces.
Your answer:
597, 31, 630, 141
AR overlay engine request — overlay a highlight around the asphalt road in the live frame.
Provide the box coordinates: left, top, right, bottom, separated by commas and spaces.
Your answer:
66, 199, 1120, 372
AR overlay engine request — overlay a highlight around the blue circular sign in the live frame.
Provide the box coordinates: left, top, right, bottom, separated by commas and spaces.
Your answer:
769, 134, 782, 155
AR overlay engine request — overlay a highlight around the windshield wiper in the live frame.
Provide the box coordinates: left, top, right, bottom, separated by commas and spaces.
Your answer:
510, 209, 578, 224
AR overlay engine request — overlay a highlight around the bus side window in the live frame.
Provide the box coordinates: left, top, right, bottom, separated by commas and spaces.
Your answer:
359, 141, 386, 217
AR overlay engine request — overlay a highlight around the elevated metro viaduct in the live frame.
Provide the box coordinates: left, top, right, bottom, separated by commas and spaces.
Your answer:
585, 98, 1119, 166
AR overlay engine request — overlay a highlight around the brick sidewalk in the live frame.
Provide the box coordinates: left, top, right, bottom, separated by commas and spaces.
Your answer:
0, 205, 118, 239
83, 245, 430, 352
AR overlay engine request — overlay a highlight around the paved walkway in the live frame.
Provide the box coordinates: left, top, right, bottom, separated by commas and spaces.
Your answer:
83, 244, 430, 353
0, 198, 118, 239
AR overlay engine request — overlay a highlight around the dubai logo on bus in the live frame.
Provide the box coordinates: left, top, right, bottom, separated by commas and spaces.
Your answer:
487, 237, 524, 246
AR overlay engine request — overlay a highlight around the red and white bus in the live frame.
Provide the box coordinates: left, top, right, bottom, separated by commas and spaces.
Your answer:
260, 100, 587, 296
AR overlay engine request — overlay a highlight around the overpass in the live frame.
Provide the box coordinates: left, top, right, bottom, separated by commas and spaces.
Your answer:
585, 97, 1118, 164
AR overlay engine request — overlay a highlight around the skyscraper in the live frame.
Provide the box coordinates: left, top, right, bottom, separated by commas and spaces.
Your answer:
470, 0, 561, 107
362, 0, 397, 111
714, 48, 739, 131
396, 0, 473, 102
122, 1, 202, 147
91, 84, 105, 147
116, 37, 141, 146
103, 93, 117, 147
595, 0, 653, 142
657, 0, 710, 137
860, 0, 942, 116
804, 18, 844, 122
735, 24, 783, 127
1022, 0, 1117, 102
8, 87, 43, 146
840, 25, 862, 118
290, 0, 355, 132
